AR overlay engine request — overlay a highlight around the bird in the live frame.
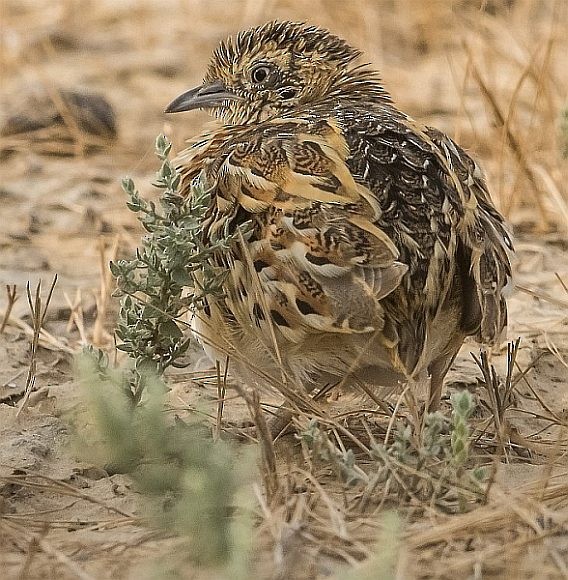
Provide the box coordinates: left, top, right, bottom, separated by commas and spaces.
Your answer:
165, 21, 513, 414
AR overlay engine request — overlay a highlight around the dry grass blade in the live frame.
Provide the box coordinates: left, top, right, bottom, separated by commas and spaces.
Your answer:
532, 164, 568, 234
14, 525, 48, 579
3, 520, 96, 580
235, 385, 279, 502
215, 358, 228, 441
516, 284, 568, 309
472, 339, 520, 440
16, 275, 58, 417
36, 532, 96, 580
64, 288, 87, 343
0, 284, 18, 335
6, 315, 74, 354
33, 38, 88, 158
92, 235, 119, 346
0, 472, 136, 519
462, 40, 550, 228
555, 272, 568, 296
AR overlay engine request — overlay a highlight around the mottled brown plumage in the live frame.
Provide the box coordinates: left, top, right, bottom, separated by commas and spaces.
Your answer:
166, 21, 513, 411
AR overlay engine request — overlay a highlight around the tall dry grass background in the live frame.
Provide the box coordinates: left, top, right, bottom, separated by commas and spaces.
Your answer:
1, 0, 568, 578
3, 0, 567, 229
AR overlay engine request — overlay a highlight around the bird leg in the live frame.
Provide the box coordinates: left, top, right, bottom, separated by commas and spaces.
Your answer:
263, 380, 324, 439
232, 382, 320, 442
427, 348, 462, 412
427, 366, 444, 413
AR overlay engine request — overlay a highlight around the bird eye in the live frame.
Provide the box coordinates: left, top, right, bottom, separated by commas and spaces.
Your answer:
251, 65, 272, 84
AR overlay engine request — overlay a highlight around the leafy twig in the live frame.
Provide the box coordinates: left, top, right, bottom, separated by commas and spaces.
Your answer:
109, 134, 247, 403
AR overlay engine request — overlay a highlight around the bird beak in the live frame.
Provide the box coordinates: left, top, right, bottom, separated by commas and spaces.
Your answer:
164, 80, 241, 113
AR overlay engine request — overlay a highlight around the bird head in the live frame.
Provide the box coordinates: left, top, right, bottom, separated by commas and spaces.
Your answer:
165, 21, 389, 124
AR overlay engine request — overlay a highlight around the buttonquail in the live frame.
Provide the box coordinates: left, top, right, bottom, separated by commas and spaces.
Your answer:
165, 21, 513, 412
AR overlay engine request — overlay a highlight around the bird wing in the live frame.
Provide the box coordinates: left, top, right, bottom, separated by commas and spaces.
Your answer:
335, 111, 513, 373
177, 117, 407, 345
417, 126, 513, 345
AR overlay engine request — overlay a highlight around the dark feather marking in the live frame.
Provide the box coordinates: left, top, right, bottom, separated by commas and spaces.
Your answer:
296, 298, 318, 315
270, 310, 290, 327
306, 253, 330, 266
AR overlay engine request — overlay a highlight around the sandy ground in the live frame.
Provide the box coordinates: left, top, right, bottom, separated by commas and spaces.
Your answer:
1, 1, 568, 578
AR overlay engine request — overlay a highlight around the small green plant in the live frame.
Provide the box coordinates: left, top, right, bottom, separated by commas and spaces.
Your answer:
450, 390, 474, 468
76, 136, 256, 576
298, 419, 367, 486
382, 391, 483, 509
110, 134, 249, 404
301, 391, 484, 512
77, 350, 254, 573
